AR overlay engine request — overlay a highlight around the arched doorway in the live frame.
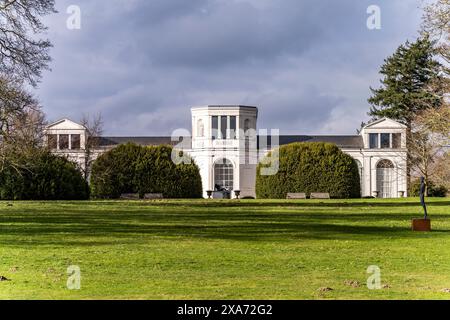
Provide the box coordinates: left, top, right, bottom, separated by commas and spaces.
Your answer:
214, 159, 234, 191
376, 159, 395, 198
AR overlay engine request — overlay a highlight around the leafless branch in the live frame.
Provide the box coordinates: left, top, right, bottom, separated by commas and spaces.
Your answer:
0, 0, 56, 86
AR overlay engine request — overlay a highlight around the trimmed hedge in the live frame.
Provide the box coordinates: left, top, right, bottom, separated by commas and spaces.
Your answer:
90, 143, 144, 199
0, 151, 89, 200
256, 142, 361, 199
90, 143, 203, 199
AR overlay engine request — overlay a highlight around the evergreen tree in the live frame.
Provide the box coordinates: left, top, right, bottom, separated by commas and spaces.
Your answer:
368, 36, 445, 126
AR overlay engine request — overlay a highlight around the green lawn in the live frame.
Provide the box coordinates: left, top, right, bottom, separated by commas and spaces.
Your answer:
0, 198, 449, 300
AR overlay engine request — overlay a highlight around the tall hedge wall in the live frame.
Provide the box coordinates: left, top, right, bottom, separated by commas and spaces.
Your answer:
0, 151, 89, 200
256, 142, 361, 199
90, 143, 144, 199
90, 143, 203, 199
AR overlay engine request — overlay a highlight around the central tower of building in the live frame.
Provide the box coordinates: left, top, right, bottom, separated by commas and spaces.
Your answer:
190, 105, 258, 198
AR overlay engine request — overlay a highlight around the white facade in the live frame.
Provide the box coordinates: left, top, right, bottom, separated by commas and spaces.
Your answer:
44, 118, 88, 170
189, 106, 259, 198
45, 106, 408, 199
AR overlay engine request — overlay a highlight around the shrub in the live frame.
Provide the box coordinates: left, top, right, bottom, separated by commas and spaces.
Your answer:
134, 145, 203, 198
0, 151, 89, 200
90, 143, 144, 199
431, 185, 448, 197
256, 142, 361, 199
90, 143, 203, 199
409, 179, 448, 197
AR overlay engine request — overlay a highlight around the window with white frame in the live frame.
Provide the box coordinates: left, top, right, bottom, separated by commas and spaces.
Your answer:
47, 133, 82, 150
376, 159, 395, 198
369, 133, 379, 149
369, 133, 402, 149
59, 134, 69, 150
211, 116, 237, 140
214, 159, 234, 191
71, 134, 81, 150
229, 116, 236, 139
212, 116, 219, 140
47, 134, 57, 149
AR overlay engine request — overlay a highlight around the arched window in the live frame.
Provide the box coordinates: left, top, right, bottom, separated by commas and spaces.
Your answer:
377, 159, 395, 198
197, 119, 204, 137
214, 159, 234, 191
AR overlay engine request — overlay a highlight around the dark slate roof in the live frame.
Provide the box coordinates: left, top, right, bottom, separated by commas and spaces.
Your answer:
95, 135, 363, 149
258, 135, 364, 149
98, 136, 183, 147
194, 105, 258, 109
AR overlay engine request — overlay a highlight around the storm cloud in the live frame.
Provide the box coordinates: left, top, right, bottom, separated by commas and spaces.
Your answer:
36, 0, 424, 135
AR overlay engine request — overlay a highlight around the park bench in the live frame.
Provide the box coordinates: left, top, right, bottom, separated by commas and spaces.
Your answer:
120, 193, 140, 200
144, 193, 164, 200
286, 193, 307, 199
310, 192, 330, 199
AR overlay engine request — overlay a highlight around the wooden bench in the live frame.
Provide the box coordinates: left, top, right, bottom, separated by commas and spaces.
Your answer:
144, 193, 164, 200
120, 193, 140, 200
286, 193, 307, 199
310, 193, 330, 199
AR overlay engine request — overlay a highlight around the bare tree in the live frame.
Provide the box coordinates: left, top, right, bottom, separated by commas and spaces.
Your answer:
0, 76, 44, 141
422, 0, 449, 62
410, 1, 450, 191
431, 151, 450, 189
80, 113, 103, 180
0, 76, 46, 173
0, 0, 56, 86
422, 0, 450, 102
408, 105, 450, 192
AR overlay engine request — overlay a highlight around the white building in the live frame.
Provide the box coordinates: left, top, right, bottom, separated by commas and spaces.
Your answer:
45, 105, 408, 199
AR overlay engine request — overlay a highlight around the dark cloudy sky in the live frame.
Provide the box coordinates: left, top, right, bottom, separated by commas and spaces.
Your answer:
36, 0, 424, 136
